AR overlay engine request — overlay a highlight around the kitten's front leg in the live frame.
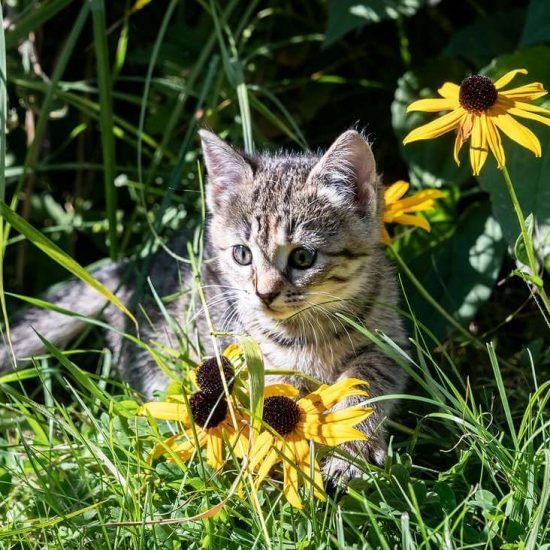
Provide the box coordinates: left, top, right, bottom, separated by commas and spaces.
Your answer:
322, 349, 407, 484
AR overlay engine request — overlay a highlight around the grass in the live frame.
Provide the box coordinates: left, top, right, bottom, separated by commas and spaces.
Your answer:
0, 298, 548, 547
1, 0, 549, 548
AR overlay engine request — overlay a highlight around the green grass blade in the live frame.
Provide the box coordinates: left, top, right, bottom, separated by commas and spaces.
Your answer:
0, 3, 6, 204
0, 4, 9, 358
239, 336, 264, 435
209, 0, 254, 154
12, 4, 90, 211
526, 449, 550, 549
4, 0, 73, 49
0, 202, 135, 325
90, 0, 118, 259
487, 342, 518, 448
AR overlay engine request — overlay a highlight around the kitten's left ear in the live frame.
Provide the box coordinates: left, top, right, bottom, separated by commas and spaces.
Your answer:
309, 130, 379, 216
199, 129, 253, 208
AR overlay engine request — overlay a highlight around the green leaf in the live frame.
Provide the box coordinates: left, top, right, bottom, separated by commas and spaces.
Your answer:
325, 0, 427, 46
400, 201, 506, 337
521, 0, 550, 47
479, 48, 550, 265
444, 10, 523, 69
392, 58, 471, 188
0, 202, 136, 325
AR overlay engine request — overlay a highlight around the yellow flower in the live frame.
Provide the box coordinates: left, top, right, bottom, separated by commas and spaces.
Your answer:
403, 69, 550, 175
139, 393, 249, 470
250, 379, 372, 509
382, 181, 444, 244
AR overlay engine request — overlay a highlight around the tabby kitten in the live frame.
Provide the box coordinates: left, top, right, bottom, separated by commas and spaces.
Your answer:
1, 129, 407, 480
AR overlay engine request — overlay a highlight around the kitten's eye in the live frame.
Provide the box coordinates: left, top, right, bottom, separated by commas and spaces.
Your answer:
289, 247, 316, 269
233, 245, 252, 266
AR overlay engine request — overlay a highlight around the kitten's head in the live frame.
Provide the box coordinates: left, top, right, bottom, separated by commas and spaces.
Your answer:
199, 129, 382, 322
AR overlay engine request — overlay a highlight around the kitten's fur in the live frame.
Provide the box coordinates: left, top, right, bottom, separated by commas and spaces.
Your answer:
1, 130, 407, 480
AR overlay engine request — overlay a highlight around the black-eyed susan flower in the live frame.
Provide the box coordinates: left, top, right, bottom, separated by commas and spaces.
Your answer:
196, 356, 235, 397
403, 69, 550, 175
250, 379, 372, 509
383, 181, 444, 244
139, 391, 249, 470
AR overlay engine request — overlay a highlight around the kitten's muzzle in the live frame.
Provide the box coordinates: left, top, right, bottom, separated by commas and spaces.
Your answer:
256, 290, 280, 306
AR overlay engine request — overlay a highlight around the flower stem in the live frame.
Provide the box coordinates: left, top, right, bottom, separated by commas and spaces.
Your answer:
501, 165, 550, 314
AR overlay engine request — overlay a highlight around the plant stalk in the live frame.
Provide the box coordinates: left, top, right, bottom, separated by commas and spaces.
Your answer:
501, 165, 550, 315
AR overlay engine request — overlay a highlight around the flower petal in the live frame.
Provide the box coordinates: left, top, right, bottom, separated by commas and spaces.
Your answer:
499, 83, 547, 101
255, 447, 280, 486
403, 108, 465, 145
293, 438, 325, 500
206, 432, 224, 469
510, 101, 550, 117
508, 106, 550, 127
437, 82, 460, 100
300, 420, 368, 446
391, 213, 431, 232
169, 431, 205, 461
384, 181, 409, 205
386, 189, 445, 214
149, 433, 183, 461
469, 115, 488, 176
322, 406, 373, 425
283, 444, 303, 509
264, 384, 300, 398
298, 378, 369, 414
483, 115, 505, 169
312, 459, 325, 501
492, 113, 542, 157
250, 430, 275, 470
138, 401, 190, 423
300, 406, 372, 446
494, 68, 527, 90
406, 97, 458, 113
453, 127, 465, 166
223, 343, 242, 361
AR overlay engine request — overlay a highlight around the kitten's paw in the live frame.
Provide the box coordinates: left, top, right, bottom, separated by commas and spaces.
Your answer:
322, 438, 387, 490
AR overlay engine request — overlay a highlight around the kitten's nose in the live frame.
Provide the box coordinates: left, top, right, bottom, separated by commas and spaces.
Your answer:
256, 290, 280, 306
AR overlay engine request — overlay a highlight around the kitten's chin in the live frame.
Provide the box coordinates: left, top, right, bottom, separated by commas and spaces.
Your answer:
255, 302, 298, 320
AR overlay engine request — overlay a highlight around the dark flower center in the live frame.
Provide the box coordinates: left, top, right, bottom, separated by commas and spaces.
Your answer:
196, 357, 235, 397
459, 74, 498, 113
189, 392, 227, 429
263, 396, 302, 436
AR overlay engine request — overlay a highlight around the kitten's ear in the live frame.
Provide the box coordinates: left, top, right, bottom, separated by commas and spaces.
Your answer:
310, 130, 379, 216
199, 129, 253, 208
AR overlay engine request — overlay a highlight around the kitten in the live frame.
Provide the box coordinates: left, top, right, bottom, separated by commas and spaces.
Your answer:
0, 129, 407, 480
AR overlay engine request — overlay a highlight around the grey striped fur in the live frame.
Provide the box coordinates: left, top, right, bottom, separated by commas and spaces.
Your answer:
1, 129, 407, 481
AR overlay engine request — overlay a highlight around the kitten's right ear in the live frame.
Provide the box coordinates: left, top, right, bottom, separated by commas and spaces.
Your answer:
199, 130, 253, 208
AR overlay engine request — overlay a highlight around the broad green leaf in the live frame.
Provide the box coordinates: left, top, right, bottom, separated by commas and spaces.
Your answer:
444, 10, 523, 69
325, 0, 427, 46
400, 201, 506, 337
0, 202, 136, 325
392, 58, 471, 188
479, 48, 550, 267
521, 0, 550, 47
